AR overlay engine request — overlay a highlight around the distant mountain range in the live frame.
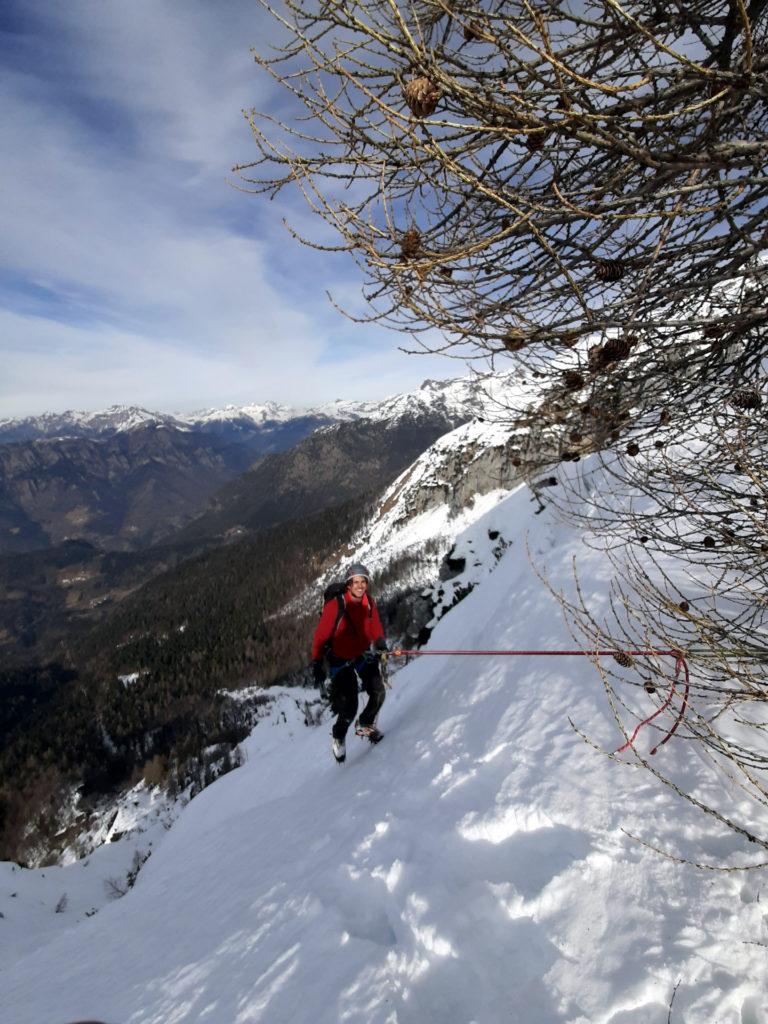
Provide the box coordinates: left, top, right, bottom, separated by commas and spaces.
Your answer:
0, 375, 522, 444
0, 374, 525, 555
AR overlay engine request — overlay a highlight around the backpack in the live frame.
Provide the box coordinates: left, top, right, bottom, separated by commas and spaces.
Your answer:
321, 580, 374, 655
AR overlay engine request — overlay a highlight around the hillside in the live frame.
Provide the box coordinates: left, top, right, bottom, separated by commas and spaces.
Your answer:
0, 424, 257, 554
172, 412, 465, 543
3, 479, 764, 1024
0, 373, 523, 661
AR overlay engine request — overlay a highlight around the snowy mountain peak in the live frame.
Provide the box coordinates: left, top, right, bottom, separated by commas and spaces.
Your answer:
0, 405, 181, 442
179, 400, 299, 427
305, 371, 527, 425
1, 372, 530, 444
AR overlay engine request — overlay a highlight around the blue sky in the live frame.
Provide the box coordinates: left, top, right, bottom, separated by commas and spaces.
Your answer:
0, 0, 459, 418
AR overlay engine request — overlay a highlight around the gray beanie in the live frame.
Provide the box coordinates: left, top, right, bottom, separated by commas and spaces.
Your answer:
345, 562, 371, 581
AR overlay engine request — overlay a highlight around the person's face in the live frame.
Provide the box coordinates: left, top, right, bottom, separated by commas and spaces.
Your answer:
348, 575, 368, 601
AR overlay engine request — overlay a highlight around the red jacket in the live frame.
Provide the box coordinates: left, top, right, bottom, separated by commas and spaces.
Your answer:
312, 592, 385, 661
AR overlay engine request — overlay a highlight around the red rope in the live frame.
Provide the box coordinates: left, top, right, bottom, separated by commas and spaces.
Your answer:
391, 647, 689, 755
649, 653, 689, 756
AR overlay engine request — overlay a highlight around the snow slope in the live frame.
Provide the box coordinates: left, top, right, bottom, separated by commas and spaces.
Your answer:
4, 484, 766, 1024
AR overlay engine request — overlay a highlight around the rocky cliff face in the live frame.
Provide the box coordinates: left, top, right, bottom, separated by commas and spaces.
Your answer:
356, 418, 525, 649
282, 417, 527, 646
371, 418, 521, 525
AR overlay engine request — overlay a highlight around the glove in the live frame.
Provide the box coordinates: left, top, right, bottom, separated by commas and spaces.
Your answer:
312, 659, 326, 688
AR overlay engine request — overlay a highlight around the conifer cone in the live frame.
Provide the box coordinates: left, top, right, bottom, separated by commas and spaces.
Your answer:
588, 336, 634, 373
613, 651, 634, 668
594, 259, 626, 282
730, 388, 762, 411
502, 329, 527, 352
526, 129, 549, 152
403, 77, 440, 118
563, 369, 585, 391
626, 442, 640, 457
400, 228, 421, 259
600, 336, 635, 363
703, 321, 729, 339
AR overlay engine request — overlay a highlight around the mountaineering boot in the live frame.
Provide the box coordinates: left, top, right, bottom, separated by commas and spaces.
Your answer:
332, 737, 346, 763
355, 718, 383, 744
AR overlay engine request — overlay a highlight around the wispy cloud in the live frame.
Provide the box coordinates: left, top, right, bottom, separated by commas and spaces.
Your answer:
0, 0, 457, 418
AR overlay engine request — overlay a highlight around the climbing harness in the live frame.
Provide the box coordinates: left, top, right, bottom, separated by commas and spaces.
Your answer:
391, 647, 689, 756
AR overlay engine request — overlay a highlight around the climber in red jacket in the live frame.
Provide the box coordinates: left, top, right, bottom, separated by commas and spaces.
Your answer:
311, 563, 388, 763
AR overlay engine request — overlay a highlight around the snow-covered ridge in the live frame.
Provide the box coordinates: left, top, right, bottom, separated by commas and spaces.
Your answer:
354, 418, 520, 569
284, 417, 524, 622
303, 372, 527, 424
1, 372, 528, 442
0, 405, 184, 441
179, 400, 298, 427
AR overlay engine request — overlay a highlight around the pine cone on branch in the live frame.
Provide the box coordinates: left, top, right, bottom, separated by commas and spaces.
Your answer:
525, 129, 549, 152
730, 388, 762, 411
563, 369, 585, 391
403, 77, 440, 118
400, 228, 421, 259
588, 336, 634, 373
594, 260, 626, 282
502, 329, 527, 352
601, 336, 635, 363
613, 651, 634, 668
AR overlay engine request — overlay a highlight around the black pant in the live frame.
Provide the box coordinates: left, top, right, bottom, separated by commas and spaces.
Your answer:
328, 654, 386, 740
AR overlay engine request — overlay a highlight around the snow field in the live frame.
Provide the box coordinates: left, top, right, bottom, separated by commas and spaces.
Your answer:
4, 484, 767, 1024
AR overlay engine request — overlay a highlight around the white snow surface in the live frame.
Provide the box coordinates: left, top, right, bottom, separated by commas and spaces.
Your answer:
4, 484, 767, 1024
181, 401, 298, 426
